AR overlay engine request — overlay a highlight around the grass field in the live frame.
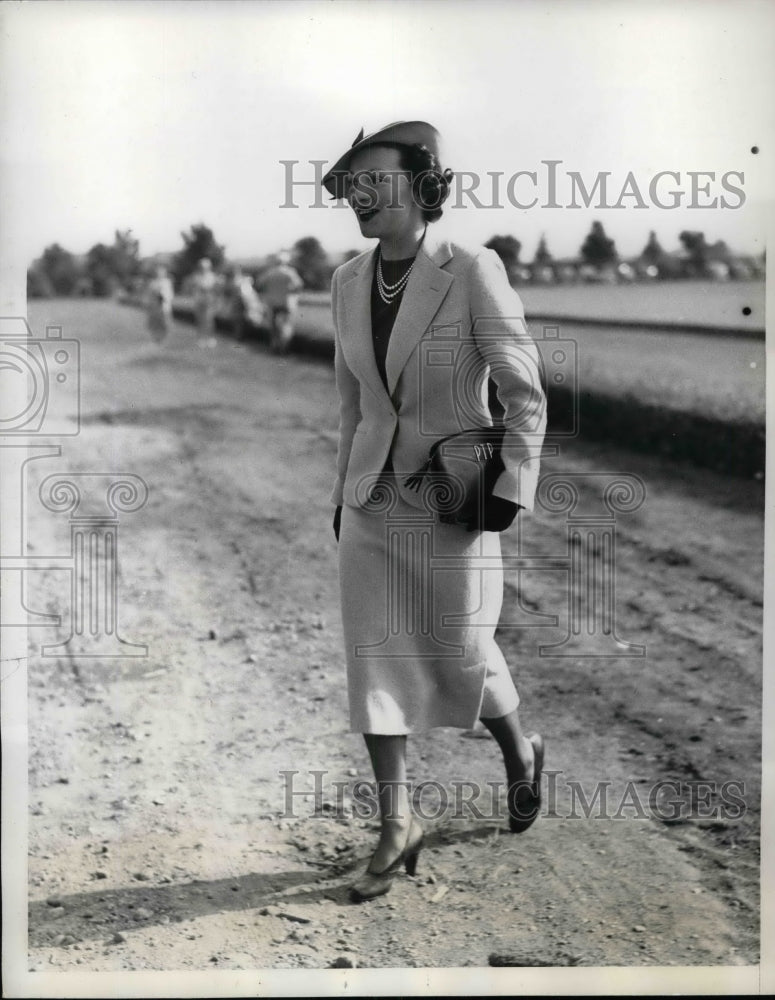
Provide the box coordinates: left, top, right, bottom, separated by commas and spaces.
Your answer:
539, 321, 765, 425
27, 298, 765, 477
294, 288, 766, 426
518, 279, 765, 332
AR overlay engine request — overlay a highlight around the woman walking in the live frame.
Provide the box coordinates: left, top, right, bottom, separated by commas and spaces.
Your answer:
146, 264, 174, 343
322, 122, 548, 902
191, 257, 218, 345
256, 250, 304, 354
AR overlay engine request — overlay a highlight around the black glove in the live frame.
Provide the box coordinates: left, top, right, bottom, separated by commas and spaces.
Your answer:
466, 495, 522, 533
333, 505, 342, 542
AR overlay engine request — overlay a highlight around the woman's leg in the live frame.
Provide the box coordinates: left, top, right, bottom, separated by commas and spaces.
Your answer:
480, 708, 535, 786
363, 733, 413, 870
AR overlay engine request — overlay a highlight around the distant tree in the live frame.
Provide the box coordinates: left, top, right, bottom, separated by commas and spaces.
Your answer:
640, 230, 665, 264
678, 230, 709, 276
27, 267, 55, 299
111, 229, 141, 286
580, 222, 617, 267
533, 234, 553, 265
37, 243, 81, 296
638, 230, 682, 278
173, 223, 226, 287
707, 239, 732, 263
85, 242, 117, 297
485, 235, 521, 270
84, 229, 141, 297
292, 236, 331, 290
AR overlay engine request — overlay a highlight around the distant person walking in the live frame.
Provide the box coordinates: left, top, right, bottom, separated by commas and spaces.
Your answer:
191, 257, 218, 345
224, 265, 260, 341
256, 250, 303, 354
146, 264, 174, 343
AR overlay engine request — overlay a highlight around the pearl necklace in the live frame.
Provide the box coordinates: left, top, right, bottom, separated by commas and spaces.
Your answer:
376, 251, 415, 304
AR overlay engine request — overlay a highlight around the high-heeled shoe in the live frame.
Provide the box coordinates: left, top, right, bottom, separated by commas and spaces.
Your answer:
349, 819, 424, 902
508, 733, 544, 834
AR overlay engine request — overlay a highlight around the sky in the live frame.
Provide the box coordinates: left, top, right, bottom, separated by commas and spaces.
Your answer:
2, 0, 773, 269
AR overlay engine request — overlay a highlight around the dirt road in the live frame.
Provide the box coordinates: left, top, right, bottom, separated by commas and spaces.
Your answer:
22, 300, 762, 973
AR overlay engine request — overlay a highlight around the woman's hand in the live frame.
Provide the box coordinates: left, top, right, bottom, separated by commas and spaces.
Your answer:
333, 505, 342, 542
466, 495, 522, 533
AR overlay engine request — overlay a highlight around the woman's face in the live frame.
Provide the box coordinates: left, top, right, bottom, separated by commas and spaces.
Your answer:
346, 145, 424, 242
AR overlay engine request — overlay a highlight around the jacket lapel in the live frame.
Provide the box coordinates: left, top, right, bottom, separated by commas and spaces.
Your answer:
340, 248, 390, 404
384, 234, 454, 396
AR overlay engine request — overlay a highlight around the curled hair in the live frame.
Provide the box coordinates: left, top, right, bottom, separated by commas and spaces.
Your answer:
381, 142, 454, 222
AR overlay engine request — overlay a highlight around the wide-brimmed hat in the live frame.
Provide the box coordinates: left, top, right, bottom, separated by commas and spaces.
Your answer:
321, 120, 442, 199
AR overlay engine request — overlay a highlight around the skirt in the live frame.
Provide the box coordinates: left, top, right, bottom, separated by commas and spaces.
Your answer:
338, 475, 519, 735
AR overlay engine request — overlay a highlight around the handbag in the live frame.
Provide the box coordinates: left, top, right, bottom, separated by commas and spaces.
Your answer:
403, 425, 507, 524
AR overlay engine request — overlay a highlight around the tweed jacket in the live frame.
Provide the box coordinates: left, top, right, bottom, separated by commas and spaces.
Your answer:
330, 230, 547, 512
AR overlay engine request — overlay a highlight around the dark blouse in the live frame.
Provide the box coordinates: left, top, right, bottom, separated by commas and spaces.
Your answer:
370, 250, 416, 477
370, 251, 416, 390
